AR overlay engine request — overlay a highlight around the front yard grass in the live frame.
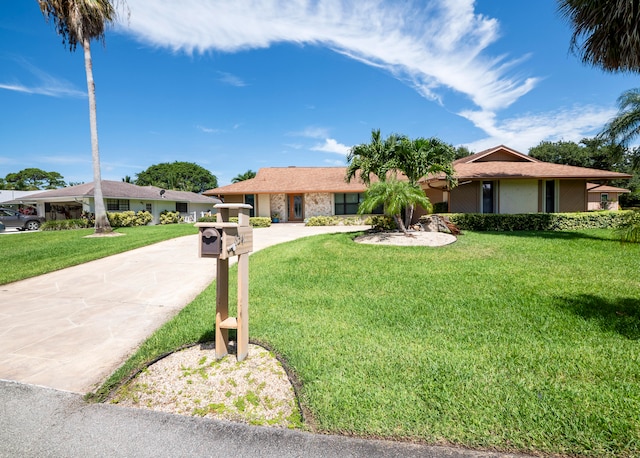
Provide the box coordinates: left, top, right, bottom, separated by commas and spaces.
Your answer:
0, 224, 198, 285
97, 229, 640, 457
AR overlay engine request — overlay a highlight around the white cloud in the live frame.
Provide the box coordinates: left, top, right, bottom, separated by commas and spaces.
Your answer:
311, 138, 351, 155
289, 126, 330, 139
118, 0, 538, 112
460, 105, 617, 153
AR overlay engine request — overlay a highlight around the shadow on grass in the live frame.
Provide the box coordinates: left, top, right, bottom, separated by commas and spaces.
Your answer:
477, 230, 620, 243
556, 294, 640, 340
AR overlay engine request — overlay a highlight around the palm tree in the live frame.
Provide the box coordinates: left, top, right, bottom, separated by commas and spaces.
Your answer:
601, 89, 640, 159
346, 129, 400, 185
358, 179, 432, 235
558, 0, 640, 72
231, 170, 257, 183
38, 0, 123, 233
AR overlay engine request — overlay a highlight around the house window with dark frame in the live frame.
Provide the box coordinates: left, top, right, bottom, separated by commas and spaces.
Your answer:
145, 203, 152, 212
545, 180, 556, 213
176, 202, 188, 213
106, 199, 130, 211
482, 181, 494, 214
334, 193, 383, 215
335, 193, 362, 215
244, 194, 255, 217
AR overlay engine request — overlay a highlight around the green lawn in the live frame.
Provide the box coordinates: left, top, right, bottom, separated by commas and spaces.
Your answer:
97, 229, 640, 457
0, 224, 198, 285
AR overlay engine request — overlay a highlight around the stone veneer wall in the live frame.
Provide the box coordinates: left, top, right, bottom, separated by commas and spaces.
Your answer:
270, 194, 287, 221
304, 193, 332, 218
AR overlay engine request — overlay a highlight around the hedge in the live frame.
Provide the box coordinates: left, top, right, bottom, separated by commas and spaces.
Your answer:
305, 216, 366, 226
435, 211, 634, 231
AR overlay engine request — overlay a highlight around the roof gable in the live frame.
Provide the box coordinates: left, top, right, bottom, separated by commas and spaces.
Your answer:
456, 145, 539, 164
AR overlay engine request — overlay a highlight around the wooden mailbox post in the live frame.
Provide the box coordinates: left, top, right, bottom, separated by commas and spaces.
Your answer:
196, 203, 253, 361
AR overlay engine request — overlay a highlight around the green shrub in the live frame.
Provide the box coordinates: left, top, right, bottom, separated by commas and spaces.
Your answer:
41, 219, 92, 231
443, 211, 634, 231
160, 211, 183, 225
433, 202, 449, 213
305, 216, 367, 226
196, 216, 271, 228
363, 215, 397, 231
306, 216, 340, 226
107, 210, 153, 227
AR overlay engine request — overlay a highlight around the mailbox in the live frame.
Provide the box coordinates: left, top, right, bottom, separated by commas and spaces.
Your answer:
200, 227, 221, 257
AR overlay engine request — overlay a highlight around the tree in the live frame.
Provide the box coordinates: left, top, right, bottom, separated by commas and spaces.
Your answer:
232, 170, 256, 183
3, 168, 66, 190
346, 129, 456, 228
528, 138, 625, 170
135, 162, 218, 193
358, 179, 432, 235
559, 0, 640, 241
600, 89, 640, 168
38, 0, 123, 233
558, 0, 640, 72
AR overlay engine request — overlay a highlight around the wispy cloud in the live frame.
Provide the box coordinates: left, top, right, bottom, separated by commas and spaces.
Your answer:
289, 126, 330, 139
217, 71, 247, 87
460, 105, 617, 153
197, 125, 221, 134
0, 60, 85, 98
119, 0, 538, 113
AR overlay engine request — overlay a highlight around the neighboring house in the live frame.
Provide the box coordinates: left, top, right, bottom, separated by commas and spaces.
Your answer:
203, 167, 376, 222
423, 145, 632, 214
21, 180, 221, 225
0, 190, 41, 204
204, 145, 633, 222
586, 183, 630, 211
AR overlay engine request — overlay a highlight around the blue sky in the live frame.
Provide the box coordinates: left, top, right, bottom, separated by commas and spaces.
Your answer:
1, 1, 638, 187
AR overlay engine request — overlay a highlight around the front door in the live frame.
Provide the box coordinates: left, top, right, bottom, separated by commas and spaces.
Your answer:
288, 194, 304, 221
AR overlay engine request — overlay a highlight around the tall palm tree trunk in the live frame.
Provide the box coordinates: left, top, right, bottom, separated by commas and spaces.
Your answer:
83, 36, 111, 233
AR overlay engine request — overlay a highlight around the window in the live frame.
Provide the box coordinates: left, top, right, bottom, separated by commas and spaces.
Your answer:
145, 203, 152, 212
106, 199, 129, 211
176, 202, 188, 213
482, 181, 494, 214
244, 194, 255, 217
545, 180, 556, 213
600, 193, 609, 202
335, 193, 362, 215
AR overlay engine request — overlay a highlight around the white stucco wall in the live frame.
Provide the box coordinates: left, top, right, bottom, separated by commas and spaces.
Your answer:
257, 194, 270, 218
499, 180, 538, 214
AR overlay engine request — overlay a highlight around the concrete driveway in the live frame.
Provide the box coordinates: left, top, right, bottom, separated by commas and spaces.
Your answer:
0, 223, 369, 393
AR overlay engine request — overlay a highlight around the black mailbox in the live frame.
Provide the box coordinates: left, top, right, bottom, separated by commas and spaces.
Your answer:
200, 227, 221, 257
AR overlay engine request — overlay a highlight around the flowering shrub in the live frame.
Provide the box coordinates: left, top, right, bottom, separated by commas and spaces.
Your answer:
160, 211, 183, 225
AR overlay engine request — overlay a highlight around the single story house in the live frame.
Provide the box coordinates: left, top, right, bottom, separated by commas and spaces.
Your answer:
423, 146, 632, 214
19, 180, 221, 225
203, 145, 632, 222
586, 183, 630, 211
204, 167, 376, 222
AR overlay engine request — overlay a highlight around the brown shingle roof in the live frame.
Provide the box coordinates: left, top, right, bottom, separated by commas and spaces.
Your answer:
204, 167, 372, 195
27, 181, 221, 204
587, 183, 631, 193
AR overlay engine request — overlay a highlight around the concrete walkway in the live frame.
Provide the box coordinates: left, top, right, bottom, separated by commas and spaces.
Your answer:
0, 223, 369, 393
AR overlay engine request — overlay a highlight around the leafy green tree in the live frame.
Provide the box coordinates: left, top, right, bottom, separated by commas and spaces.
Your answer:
38, 0, 124, 233
453, 146, 474, 160
135, 162, 218, 193
358, 179, 432, 235
3, 168, 65, 190
600, 89, 640, 169
231, 170, 256, 183
529, 138, 627, 170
